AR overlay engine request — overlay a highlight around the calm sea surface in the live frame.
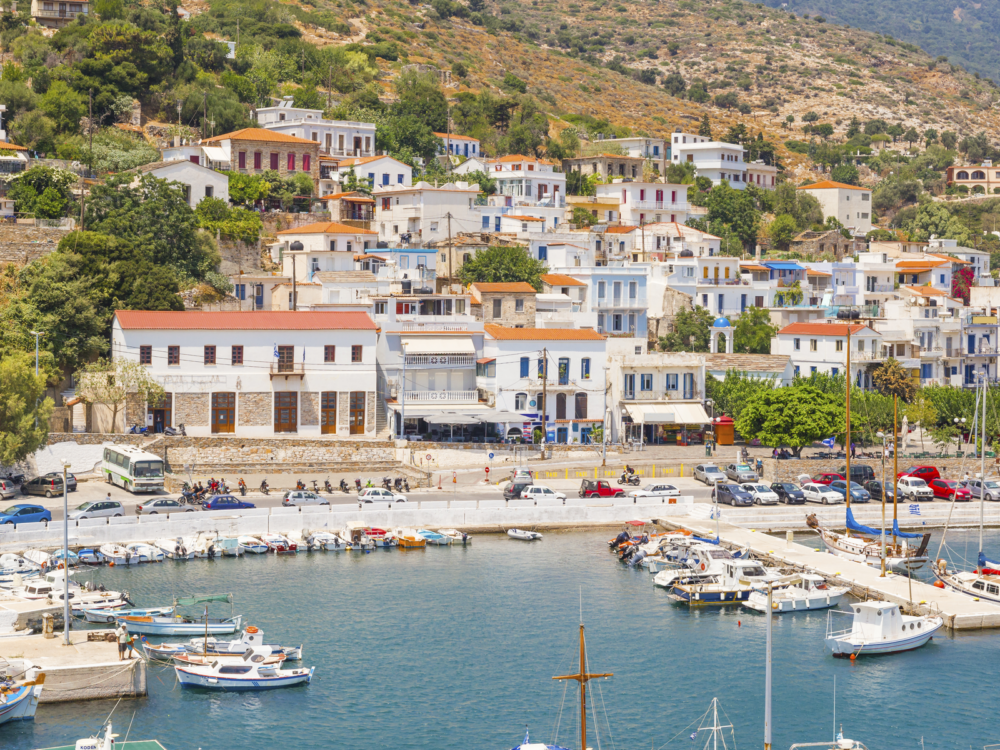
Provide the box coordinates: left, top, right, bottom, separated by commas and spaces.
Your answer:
3, 527, 1000, 750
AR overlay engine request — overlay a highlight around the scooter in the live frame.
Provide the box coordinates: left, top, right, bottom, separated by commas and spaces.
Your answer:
238, 482, 247, 497
354, 478, 362, 491
163, 423, 187, 436
2, 472, 26, 487
617, 470, 641, 486
381, 477, 392, 490
259, 481, 270, 496
324, 478, 333, 494
394, 477, 403, 491
128, 424, 149, 435
311, 480, 321, 493
296, 480, 306, 491
340, 479, 350, 493
402, 478, 410, 492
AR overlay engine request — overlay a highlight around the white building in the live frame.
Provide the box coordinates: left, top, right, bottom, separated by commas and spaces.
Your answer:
374, 181, 482, 247
772, 321, 883, 386
111, 310, 379, 438
257, 100, 377, 158
875, 287, 964, 387
435, 132, 481, 159
669, 132, 777, 189
478, 325, 607, 444
591, 136, 668, 174
797, 180, 873, 233
455, 155, 566, 206
333, 155, 413, 192
927, 237, 991, 281
537, 273, 597, 330
129, 160, 229, 207
595, 181, 689, 226
273, 221, 378, 274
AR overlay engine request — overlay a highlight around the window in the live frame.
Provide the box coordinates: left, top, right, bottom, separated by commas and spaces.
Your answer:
253, 152, 261, 170
205, 185, 214, 198
204, 346, 216, 365
231, 346, 243, 365
351, 345, 363, 363
538, 245, 547, 261
515, 299, 524, 313
477, 360, 496, 377
321, 392, 337, 434
238, 151, 246, 169
397, 174, 404, 184
581, 358, 591, 379
538, 357, 547, 378
794, 365, 800, 376
515, 393, 527, 410
558, 358, 570, 385
287, 153, 296, 171
640, 373, 653, 391
349, 391, 365, 434
303, 154, 311, 172
482, 215, 489, 229
832, 368, 839, 376
374, 301, 386, 315
836, 340, 843, 352
492, 299, 502, 318
274, 392, 298, 433
277, 345, 294, 373
139, 345, 152, 365
810, 339, 817, 352
212, 392, 235, 434
324, 345, 336, 363
666, 373, 678, 390
793, 338, 800, 351
270, 152, 279, 170
520, 357, 529, 378
168, 346, 179, 366
810, 366, 817, 374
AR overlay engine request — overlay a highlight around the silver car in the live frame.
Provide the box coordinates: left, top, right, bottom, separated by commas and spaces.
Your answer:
68, 500, 125, 520
282, 490, 331, 507
694, 464, 726, 485
136, 498, 192, 515
0, 479, 17, 500
725, 463, 758, 483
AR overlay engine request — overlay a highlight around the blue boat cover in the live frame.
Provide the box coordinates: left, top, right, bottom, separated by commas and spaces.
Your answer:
845, 507, 882, 536
978, 551, 1000, 568
891, 519, 923, 539
691, 535, 719, 545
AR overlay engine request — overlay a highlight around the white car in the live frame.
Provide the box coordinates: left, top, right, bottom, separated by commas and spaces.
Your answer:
694, 465, 726, 485
741, 483, 779, 505
282, 490, 331, 507
628, 483, 680, 500
896, 477, 933, 501
520, 485, 566, 501
358, 487, 407, 503
801, 483, 843, 505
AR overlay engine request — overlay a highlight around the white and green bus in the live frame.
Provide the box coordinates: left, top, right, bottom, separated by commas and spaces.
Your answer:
102, 446, 165, 493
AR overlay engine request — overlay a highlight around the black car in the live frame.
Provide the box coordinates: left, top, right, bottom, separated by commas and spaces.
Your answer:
864, 480, 896, 503
504, 480, 533, 501
838, 465, 875, 484
714, 483, 753, 506
21, 473, 78, 498
770, 482, 805, 504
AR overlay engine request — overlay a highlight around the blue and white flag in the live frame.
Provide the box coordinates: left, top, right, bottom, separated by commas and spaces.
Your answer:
273, 344, 279, 358
909, 504, 921, 516
821, 436, 836, 448
690, 731, 699, 741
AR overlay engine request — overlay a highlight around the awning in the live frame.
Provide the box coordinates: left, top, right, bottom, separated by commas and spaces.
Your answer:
764, 261, 805, 271
387, 405, 490, 417
624, 403, 711, 424
401, 336, 476, 355
202, 146, 229, 163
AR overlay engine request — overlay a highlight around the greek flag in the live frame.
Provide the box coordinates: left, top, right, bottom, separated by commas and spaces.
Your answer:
273, 344, 279, 358
909, 504, 921, 515
822, 436, 836, 448
690, 732, 698, 741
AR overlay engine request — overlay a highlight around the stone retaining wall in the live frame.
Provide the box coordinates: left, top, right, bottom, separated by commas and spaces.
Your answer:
762, 455, 991, 483
0, 224, 69, 266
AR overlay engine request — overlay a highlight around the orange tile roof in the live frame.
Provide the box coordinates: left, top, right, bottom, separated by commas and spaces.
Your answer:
904, 285, 949, 297
928, 253, 971, 264
114, 311, 376, 330
0, 141, 27, 151
319, 191, 374, 203
497, 155, 534, 163
338, 155, 393, 167
603, 226, 637, 234
797, 180, 870, 191
740, 264, 770, 272
806, 270, 832, 276
897, 259, 947, 268
434, 132, 479, 141
540, 274, 587, 287
355, 253, 386, 261
276, 221, 377, 235
470, 282, 537, 293
202, 128, 317, 145
485, 324, 605, 341
778, 322, 874, 336
505, 215, 545, 221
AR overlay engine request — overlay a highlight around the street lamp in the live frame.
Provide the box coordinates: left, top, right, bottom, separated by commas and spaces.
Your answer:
954, 417, 967, 455
61, 458, 71, 645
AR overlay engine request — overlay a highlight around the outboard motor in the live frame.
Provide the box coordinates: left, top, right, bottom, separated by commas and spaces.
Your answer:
611, 530, 630, 550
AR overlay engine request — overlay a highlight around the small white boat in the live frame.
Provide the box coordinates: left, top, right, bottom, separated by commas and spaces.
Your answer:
76, 549, 101, 565
67, 722, 166, 750
143, 625, 302, 661
825, 600, 943, 657
260, 533, 297, 554
211, 537, 242, 557
83, 605, 175, 624
306, 531, 351, 551
346, 524, 375, 550
185, 536, 210, 559
4, 571, 128, 611
238, 536, 268, 555
21, 549, 54, 569
99, 543, 140, 566
154, 538, 195, 560
417, 529, 452, 545
173, 645, 286, 666
51, 549, 80, 567
174, 648, 314, 691
0, 554, 41, 575
652, 541, 733, 588
125, 543, 164, 564
507, 529, 542, 541
438, 529, 471, 545
120, 613, 242, 636
745, 573, 848, 613
670, 559, 783, 605
0, 671, 44, 725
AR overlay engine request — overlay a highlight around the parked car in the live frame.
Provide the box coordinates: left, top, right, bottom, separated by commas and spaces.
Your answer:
694, 464, 726, 485
202, 495, 256, 511
628, 483, 680, 500
282, 490, 331, 507
828, 480, 871, 504
579, 479, 625, 498
966, 479, 1000, 502
896, 466, 941, 483
725, 464, 758, 483
801, 483, 843, 504
714, 483, 753, 507
810, 472, 844, 486
510, 469, 533, 482
0, 479, 18, 500
521, 485, 566, 501
896, 476, 934, 501
358, 488, 407, 503
930, 479, 971, 502
504, 480, 534, 501
864, 480, 896, 503
837, 465, 876, 485
742, 483, 779, 505
68, 500, 125, 520
0, 504, 51, 525
136, 498, 192, 515
770, 482, 805, 504
21, 473, 78, 498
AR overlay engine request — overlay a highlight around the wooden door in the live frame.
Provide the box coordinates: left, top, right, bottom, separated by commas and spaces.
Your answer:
211, 392, 235, 434
349, 391, 365, 435
274, 392, 297, 433
321, 392, 337, 434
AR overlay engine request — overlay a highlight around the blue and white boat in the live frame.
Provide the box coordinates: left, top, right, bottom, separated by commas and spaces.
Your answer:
174, 648, 314, 691
76, 548, 101, 565
117, 593, 240, 635
142, 625, 302, 661
238, 536, 268, 554
83, 606, 175, 624
0, 672, 44, 725
825, 600, 943, 657
51, 549, 80, 566
670, 558, 781, 604
416, 530, 451, 546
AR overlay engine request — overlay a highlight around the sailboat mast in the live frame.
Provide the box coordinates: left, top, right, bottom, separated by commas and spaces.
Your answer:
981, 372, 988, 556
580, 624, 587, 750
845, 327, 851, 511
892, 395, 898, 544
764, 583, 772, 750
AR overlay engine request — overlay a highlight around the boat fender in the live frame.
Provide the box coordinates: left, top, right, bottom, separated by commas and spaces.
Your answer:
700, 563, 706, 571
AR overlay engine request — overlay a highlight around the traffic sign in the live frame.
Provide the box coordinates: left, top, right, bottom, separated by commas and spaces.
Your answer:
488, 452, 495, 460
485, 467, 490, 473
426, 454, 432, 461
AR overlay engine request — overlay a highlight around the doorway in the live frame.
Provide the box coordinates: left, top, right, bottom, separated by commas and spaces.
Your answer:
211, 392, 235, 434
274, 392, 297, 432
149, 393, 172, 434
349, 391, 365, 434
321, 392, 337, 434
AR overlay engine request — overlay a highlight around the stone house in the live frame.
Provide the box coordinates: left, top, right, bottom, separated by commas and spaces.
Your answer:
469, 282, 537, 327
199, 128, 321, 195
787, 229, 863, 261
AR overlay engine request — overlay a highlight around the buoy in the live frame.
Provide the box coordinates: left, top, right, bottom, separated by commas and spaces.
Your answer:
849, 653, 856, 661
109, 562, 115, 567
737, 620, 741, 627
933, 581, 945, 589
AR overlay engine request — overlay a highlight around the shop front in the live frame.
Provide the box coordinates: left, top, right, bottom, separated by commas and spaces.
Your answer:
622, 403, 711, 446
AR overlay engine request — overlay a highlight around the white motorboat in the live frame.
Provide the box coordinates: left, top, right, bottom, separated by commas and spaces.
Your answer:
825, 600, 943, 657
184, 536, 210, 559
306, 531, 351, 551
21, 549, 54, 569
507, 529, 542, 541
154, 538, 195, 560
4, 571, 129, 611
0, 671, 44, 725
416, 529, 452, 545
346, 524, 376, 550
261, 533, 297, 554
174, 648, 314, 691
670, 558, 783, 604
238, 536, 268, 555
652, 541, 733, 588
745, 573, 848, 613
0, 554, 41, 576
98, 543, 140, 566
143, 625, 302, 661
125, 543, 164, 564
438, 529, 471, 545
211, 537, 242, 557
76, 549, 101, 565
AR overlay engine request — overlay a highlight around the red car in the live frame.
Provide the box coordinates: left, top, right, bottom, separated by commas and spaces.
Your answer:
929, 479, 971, 501
896, 466, 941, 483
811, 473, 844, 486
579, 479, 625, 498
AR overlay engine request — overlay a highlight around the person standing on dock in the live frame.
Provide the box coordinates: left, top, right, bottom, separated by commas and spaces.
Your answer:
115, 623, 129, 661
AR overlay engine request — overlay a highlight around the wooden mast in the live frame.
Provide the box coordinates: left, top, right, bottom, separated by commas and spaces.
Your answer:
552, 624, 612, 750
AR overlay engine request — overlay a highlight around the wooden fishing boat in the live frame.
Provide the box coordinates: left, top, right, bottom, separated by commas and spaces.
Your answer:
174, 649, 314, 691
0, 672, 44, 725
397, 534, 426, 549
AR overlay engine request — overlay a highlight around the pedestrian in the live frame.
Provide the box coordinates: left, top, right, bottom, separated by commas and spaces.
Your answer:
116, 623, 128, 661
105, 492, 112, 504
850, 442, 856, 459
126, 630, 136, 659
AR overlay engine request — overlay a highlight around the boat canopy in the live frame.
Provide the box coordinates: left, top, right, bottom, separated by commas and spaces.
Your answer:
175, 594, 233, 607
891, 519, 923, 540
845, 508, 883, 537
979, 551, 1000, 569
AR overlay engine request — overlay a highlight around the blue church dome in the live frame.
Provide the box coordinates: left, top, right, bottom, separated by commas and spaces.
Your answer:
712, 317, 731, 328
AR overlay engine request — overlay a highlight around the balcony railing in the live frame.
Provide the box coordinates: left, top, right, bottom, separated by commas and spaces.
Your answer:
270, 362, 305, 377
630, 201, 690, 211
596, 295, 647, 308
34, 8, 88, 17
623, 389, 700, 402
403, 354, 476, 367
403, 390, 478, 403
697, 279, 745, 287
400, 321, 469, 332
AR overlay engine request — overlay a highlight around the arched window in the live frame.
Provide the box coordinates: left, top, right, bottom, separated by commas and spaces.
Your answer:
575, 392, 588, 419
515, 393, 527, 410
972, 170, 986, 180
556, 393, 567, 420
957, 170, 970, 180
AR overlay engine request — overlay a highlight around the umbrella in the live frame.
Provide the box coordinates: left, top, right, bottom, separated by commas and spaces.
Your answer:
425, 413, 479, 442
475, 409, 530, 423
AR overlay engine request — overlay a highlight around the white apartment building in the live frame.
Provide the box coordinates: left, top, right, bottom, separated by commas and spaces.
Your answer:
876, 288, 964, 387
537, 273, 597, 330
797, 180, 872, 233
895, 258, 952, 294
374, 181, 482, 247
595, 181, 689, 226
335, 155, 413, 191
591, 136, 668, 174
637, 222, 722, 261
129, 160, 229, 208
855, 251, 898, 305
663, 251, 747, 317
607, 351, 709, 444
436, 132, 481, 159
670, 132, 777, 189
478, 325, 607, 444
257, 100, 377, 158
454, 155, 566, 205
273, 221, 378, 273
111, 310, 378, 438
927, 237, 991, 281
772, 322, 884, 386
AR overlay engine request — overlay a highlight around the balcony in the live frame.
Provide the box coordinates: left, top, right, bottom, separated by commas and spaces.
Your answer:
270, 362, 305, 379
403, 354, 476, 368
400, 321, 470, 332
629, 201, 690, 211
863, 284, 895, 293
623, 389, 700, 402
697, 279, 746, 287
852, 351, 886, 362
596, 295, 647, 308
403, 390, 478, 403
34, 7, 88, 18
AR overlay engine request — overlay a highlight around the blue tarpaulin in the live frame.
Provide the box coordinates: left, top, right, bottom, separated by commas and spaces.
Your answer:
891, 519, 923, 539
845, 507, 883, 536
979, 551, 1000, 569
763, 261, 805, 270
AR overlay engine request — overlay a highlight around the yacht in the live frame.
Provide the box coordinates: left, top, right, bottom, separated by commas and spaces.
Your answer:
745, 573, 848, 613
670, 559, 782, 604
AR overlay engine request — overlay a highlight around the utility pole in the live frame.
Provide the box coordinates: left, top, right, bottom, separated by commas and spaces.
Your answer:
893, 394, 898, 546
601, 375, 608, 466
327, 65, 333, 110
400, 343, 407, 439
845, 326, 851, 510
446, 212, 453, 287
202, 92, 207, 141
31, 330, 41, 428
291, 255, 297, 311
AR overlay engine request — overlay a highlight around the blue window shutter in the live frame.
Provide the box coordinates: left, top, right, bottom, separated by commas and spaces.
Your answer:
538, 246, 547, 260
397, 174, 404, 184
520, 357, 529, 378
382, 173, 389, 186
495, 217, 501, 231
482, 215, 489, 229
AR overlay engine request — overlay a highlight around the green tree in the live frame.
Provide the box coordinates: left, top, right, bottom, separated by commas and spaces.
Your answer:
872, 358, 916, 403
768, 214, 798, 251
7, 165, 76, 218
940, 130, 958, 150
923, 128, 938, 147
664, 161, 696, 185
730, 307, 777, 354
830, 164, 860, 185
814, 123, 834, 140
687, 81, 709, 103
75, 357, 164, 434
463, 170, 497, 195
698, 113, 712, 138
501, 72, 527, 94
705, 181, 760, 253
292, 87, 324, 110
224, 172, 270, 205
393, 70, 448, 133
713, 91, 738, 109
39, 81, 85, 134
571, 206, 596, 226
736, 385, 842, 457
705, 370, 776, 422
11, 110, 55, 152
903, 127, 920, 148
657, 306, 714, 352
0, 351, 53, 465
904, 395, 938, 451
663, 72, 686, 97
456, 245, 547, 289
33, 187, 67, 220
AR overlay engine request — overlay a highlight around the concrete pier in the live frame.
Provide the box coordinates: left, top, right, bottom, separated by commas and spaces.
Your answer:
665, 517, 1000, 630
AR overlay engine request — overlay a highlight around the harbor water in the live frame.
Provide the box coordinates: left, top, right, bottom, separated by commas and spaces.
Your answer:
3, 527, 1000, 750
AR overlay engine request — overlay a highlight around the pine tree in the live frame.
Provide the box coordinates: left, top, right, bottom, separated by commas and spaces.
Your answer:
698, 114, 712, 139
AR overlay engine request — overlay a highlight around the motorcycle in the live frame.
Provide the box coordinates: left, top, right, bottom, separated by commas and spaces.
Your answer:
402, 478, 410, 492
381, 477, 392, 490
311, 480, 321, 493
354, 478, 362, 491
296, 480, 306, 491
324, 478, 333, 494
163, 423, 187, 436
238, 482, 247, 497
1, 472, 25, 487
617, 471, 641, 486
259, 481, 270, 496
128, 424, 149, 435
340, 479, 350, 493
394, 477, 403, 491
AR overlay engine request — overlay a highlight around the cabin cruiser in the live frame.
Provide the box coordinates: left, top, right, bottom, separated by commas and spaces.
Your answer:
652, 542, 735, 588
2, 571, 129, 611
670, 559, 782, 604
825, 600, 943, 656
260, 533, 296, 554
745, 573, 848, 613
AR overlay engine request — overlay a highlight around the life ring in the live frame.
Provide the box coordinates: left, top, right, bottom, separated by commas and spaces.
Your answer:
700, 563, 706, 571
246, 626, 259, 634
